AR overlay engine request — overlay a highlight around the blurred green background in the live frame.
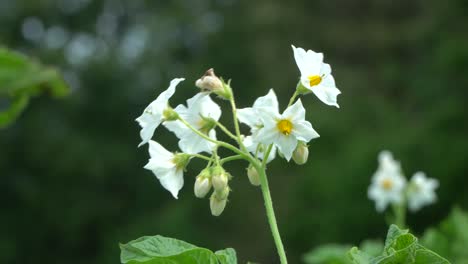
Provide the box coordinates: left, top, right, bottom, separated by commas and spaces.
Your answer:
1, 0, 468, 263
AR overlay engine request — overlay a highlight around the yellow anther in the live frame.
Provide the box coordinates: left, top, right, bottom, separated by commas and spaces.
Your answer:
277, 119, 293, 135
308, 75, 322, 87
381, 179, 393, 190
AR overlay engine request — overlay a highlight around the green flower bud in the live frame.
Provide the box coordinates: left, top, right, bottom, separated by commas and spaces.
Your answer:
210, 192, 228, 216
198, 116, 217, 135
215, 186, 230, 200
211, 167, 229, 191
247, 165, 261, 186
194, 170, 212, 198
163, 107, 179, 121
292, 141, 309, 165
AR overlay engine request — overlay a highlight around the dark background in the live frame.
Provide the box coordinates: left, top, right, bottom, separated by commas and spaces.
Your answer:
1, 0, 468, 263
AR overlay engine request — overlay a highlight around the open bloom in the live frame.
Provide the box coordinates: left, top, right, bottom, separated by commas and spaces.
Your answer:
144, 140, 189, 199
407, 172, 439, 212
254, 99, 319, 161
238, 89, 279, 162
291, 45, 340, 107
136, 78, 185, 147
368, 151, 406, 212
164, 93, 221, 154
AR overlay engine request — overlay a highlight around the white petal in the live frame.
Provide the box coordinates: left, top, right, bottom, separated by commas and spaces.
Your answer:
148, 140, 173, 159
283, 99, 306, 122
291, 45, 323, 77
178, 130, 215, 154
275, 135, 298, 161
153, 78, 184, 110
253, 89, 279, 112
292, 121, 320, 142
199, 94, 221, 121
313, 75, 341, 108
144, 158, 174, 173
255, 126, 279, 145
158, 169, 184, 199
237, 107, 257, 128
136, 113, 159, 147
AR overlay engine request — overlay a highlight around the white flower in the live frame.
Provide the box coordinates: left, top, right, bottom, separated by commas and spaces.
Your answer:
238, 89, 279, 162
143, 140, 188, 199
164, 93, 221, 154
291, 45, 341, 107
368, 151, 406, 212
254, 99, 320, 161
238, 89, 279, 136
136, 78, 185, 147
407, 172, 439, 212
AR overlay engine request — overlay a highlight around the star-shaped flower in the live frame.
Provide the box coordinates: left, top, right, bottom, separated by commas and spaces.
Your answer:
291, 45, 341, 107
368, 151, 406, 212
254, 98, 320, 161
144, 140, 189, 199
164, 93, 221, 154
136, 78, 184, 146
407, 172, 439, 212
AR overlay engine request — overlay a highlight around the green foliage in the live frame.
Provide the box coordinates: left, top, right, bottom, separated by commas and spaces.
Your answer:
421, 208, 468, 263
348, 225, 450, 264
0, 47, 69, 128
120, 235, 237, 264
303, 241, 383, 264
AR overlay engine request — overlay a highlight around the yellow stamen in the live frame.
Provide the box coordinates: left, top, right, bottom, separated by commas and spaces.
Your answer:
381, 179, 393, 190
277, 119, 293, 135
308, 75, 322, 87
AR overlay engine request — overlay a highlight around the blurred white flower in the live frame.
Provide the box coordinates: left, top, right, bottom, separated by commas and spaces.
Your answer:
44, 26, 69, 49
21, 17, 44, 42
407, 172, 439, 212
144, 141, 188, 199
291, 45, 341, 107
64, 33, 97, 66
136, 78, 184, 147
164, 93, 221, 154
255, 99, 319, 161
368, 151, 406, 212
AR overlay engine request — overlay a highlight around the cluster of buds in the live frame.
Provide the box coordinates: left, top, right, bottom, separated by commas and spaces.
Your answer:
194, 166, 231, 216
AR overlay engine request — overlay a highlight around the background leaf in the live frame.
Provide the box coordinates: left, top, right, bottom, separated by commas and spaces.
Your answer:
120, 235, 236, 264
0, 47, 69, 128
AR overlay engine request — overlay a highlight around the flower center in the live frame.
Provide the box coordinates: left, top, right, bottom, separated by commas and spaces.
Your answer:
381, 178, 393, 190
308, 75, 322, 87
277, 119, 293, 135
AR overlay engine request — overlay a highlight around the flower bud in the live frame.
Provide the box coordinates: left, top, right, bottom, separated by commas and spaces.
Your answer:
211, 167, 229, 191
215, 186, 230, 200
210, 192, 228, 216
194, 172, 212, 198
247, 165, 261, 186
196, 68, 223, 92
195, 68, 232, 99
292, 141, 309, 165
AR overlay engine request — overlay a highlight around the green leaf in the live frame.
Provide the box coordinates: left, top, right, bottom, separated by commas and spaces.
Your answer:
0, 47, 69, 128
215, 248, 237, 264
303, 244, 352, 264
347, 225, 451, 264
421, 207, 468, 263
347, 247, 371, 264
120, 235, 237, 264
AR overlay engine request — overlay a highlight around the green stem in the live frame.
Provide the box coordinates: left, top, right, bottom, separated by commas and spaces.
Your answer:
220, 155, 244, 164
392, 202, 406, 228
229, 94, 247, 152
214, 120, 239, 141
188, 153, 213, 162
287, 90, 300, 108
177, 116, 248, 159
253, 161, 288, 264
